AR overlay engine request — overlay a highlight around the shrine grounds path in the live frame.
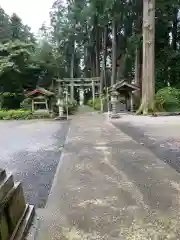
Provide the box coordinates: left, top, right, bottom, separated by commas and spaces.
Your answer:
0, 119, 69, 208
113, 114, 180, 173
37, 111, 180, 240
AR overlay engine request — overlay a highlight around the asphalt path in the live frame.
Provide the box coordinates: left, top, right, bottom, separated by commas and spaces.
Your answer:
112, 115, 180, 173
0, 120, 69, 208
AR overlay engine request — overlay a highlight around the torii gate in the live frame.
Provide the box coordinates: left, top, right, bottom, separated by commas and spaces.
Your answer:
55, 77, 100, 105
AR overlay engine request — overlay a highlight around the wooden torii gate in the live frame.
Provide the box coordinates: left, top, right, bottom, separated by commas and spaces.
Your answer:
55, 77, 100, 104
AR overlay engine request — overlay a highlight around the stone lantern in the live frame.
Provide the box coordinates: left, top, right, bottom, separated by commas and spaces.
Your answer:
110, 88, 119, 118
100, 92, 104, 112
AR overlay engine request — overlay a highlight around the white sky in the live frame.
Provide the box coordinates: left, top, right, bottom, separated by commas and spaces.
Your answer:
0, 0, 54, 33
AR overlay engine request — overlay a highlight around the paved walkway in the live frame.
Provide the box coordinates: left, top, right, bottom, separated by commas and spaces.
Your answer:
37, 113, 180, 239
77, 105, 96, 114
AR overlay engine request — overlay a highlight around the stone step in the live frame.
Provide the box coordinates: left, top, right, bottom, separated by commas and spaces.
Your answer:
0, 174, 14, 203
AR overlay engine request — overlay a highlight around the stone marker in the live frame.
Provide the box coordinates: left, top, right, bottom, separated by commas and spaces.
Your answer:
0, 170, 6, 182
0, 169, 34, 240
6, 183, 26, 233
0, 212, 9, 240
0, 174, 14, 203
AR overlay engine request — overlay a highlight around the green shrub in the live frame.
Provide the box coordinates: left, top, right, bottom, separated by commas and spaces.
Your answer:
87, 99, 93, 107
1, 92, 24, 109
20, 98, 32, 110
64, 99, 78, 114
0, 110, 33, 120
0, 109, 53, 120
94, 98, 101, 110
87, 98, 102, 110
156, 87, 180, 112
52, 98, 78, 116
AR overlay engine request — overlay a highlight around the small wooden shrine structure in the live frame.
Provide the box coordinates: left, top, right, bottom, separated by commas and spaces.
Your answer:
109, 79, 140, 111
26, 88, 54, 113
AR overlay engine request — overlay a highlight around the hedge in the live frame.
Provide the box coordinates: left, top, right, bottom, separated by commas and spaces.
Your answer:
0, 110, 33, 120
0, 92, 24, 110
20, 98, 32, 110
0, 109, 52, 120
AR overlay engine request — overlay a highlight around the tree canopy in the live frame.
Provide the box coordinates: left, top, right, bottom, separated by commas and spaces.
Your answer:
1, 0, 180, 112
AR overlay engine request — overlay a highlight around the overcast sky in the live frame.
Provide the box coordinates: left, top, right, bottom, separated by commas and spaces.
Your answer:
1, 0, 54, 33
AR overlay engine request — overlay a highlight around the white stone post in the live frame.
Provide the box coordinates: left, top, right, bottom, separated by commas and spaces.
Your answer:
92, 80, 95, 108
100, 93, 103, 112
45, 99, 49, 112
70, 80, 74, 101
130, 93, 134, 112
79, 88, 84, 106
32, 99, 34, 112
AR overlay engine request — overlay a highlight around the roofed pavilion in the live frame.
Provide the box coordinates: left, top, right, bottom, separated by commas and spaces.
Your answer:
108, 79, 140, 112
26, 87, 54, 113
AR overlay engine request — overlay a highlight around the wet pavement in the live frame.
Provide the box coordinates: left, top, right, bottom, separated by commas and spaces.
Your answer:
0, 120, 69, 208
112, 114, 180, 174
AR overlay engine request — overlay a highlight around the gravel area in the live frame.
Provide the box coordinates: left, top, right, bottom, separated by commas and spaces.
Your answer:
0, 120, 69, 208
112, 114, 180, 173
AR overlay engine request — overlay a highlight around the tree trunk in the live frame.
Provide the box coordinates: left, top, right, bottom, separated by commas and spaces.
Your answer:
134, 47, 142, 87
172, 7, 178, 51
117, 54, 127, 80
95, 23, 100, 77
70, 40, 75, 78
70, 39, 75, 100
90, 48, 96, 77
134, 46, 142, 107
84, 45, 87, 76
100, 26, 108, 93
111, 18, 117, 86
171, 7, 178, 84
137, 0, 155, 115
116, 58, 122, 81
